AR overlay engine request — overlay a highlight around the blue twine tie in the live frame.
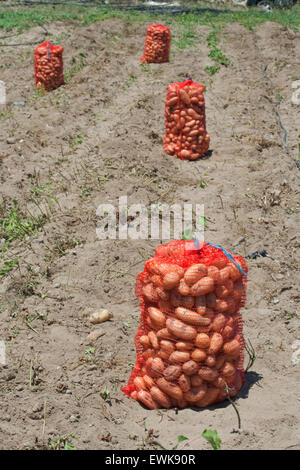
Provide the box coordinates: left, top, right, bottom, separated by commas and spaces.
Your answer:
192, 238, 246, 276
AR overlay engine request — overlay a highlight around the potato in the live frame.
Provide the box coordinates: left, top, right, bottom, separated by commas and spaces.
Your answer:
143, 349, 154, 360
215, 354, 226, 369
208, 333, 223, 355
178, 279, 191, 296
146, 357, 164, 378
162, 271, 182, 290
178, 374, 191, 392
133, 376, 146, 391
143, 374, 155, 389
150, 386, 172, 408
148, 307, 166, 328
164, 364, 182, 382
175, 341, 194, 351
211, 314, 227, 332
89, 309, 113, 324
179, 89, 191, 106
207, 265, 220, 284
157, 328, 174, 341
184, 383, 207, 403
148, 331, 159, 350
222, 325, 234, 341
221, 361, 236, 377
160, 340, 175, 355
182, 360, 199, 376
166, 318, 197, 341
218, 267, 231, 285
191, 348, 207, 362
195, 386, 219, 407
137, 390, 158, 409
142, 283, 159, 303
139, 335, 150, 349
175, 307, 211, 326
223, 339, 240, 357
190, 277, 214, 296
169, 351, 190, 364
130, 391, 138, 400
184, 264, 207, 285
229, 262, 243, 281
205, 355, 216, 367
195, 295, 207, 315
156, 378, 183, 401
195, 333, 210, 349
198, 367, 218, 382
190, 375, 203, 387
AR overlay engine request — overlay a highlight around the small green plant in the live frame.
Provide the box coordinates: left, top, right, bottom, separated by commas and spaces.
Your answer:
205, 65, 220, 76
48, 434, 77, 450
81, 187, 92, 198
208, 48, 232, 66
31, 87, 46, 101
100, 386, 110, 401
173, 435, 189, 450
85, 347, 95, 364
0, 199, 45, 255
205, 27, 233, 76
154, 435, 189, 450
30, 182, 53, 197
0, 258, 19, 276
202, 429, 221, 450
122, 75, 137, 90
69, 133, 83, 151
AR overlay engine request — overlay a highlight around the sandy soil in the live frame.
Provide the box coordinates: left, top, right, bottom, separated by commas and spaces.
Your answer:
0, 17, 299, 450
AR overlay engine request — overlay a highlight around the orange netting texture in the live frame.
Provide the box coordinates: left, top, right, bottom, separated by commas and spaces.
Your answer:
163, 79, 210, 160
34, 41, 64, 91
122, 240, 247, 410
141, 24, 171, 64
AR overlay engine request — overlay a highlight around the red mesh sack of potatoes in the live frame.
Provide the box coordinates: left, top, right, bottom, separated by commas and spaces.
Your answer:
122, 240, 247, 410
34, 40, 64, 91
163, 79, 210, 160
141, 24, 171, 63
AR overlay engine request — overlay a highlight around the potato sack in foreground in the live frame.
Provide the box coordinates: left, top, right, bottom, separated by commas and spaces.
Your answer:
163, 79, 210, 160
122, 240, 247, 409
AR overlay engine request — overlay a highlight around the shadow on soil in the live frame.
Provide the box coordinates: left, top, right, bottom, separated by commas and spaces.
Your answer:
190, 370, 263, 413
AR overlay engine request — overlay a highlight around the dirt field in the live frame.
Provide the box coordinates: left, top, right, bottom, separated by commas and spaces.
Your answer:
0, 15, 299, 450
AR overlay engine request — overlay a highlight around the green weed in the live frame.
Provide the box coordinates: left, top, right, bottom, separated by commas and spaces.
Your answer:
48, 433, 77, 450
202, 429, 221, 450
0, 5, 299, 33
0, 200, 45, 255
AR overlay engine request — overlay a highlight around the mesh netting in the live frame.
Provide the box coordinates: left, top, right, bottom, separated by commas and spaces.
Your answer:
122, 240, 247, 409
141, 24, 171, 64
34, 40, 64, 91
163, 79, 210, 161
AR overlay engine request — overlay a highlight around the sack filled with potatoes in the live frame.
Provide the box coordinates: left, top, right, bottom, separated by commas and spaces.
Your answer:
34, 40, 64, 91
163, 79, 210, 161
141, 24, 171, 64
122, 240, 247, 409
